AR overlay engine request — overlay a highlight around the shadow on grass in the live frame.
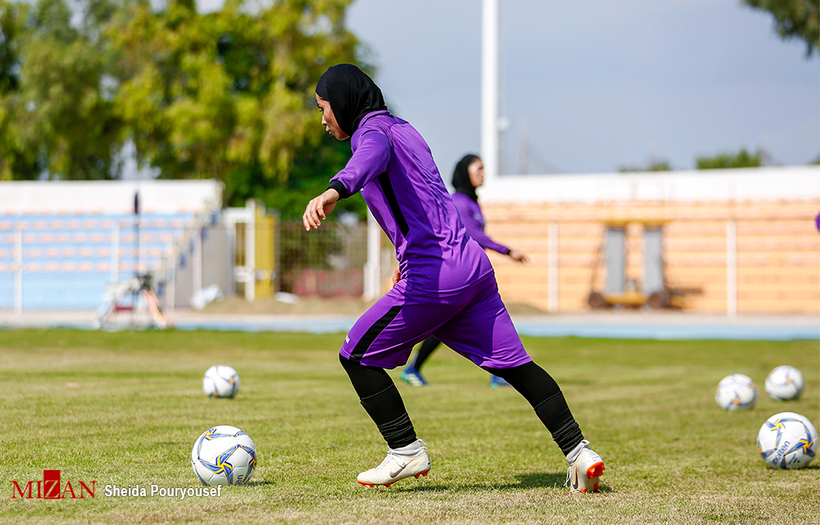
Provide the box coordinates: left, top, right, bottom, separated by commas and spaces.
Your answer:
393, 471, 611, 493
245, 480, 276, 487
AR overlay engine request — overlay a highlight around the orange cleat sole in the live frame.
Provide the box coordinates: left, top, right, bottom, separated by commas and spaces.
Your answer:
586, 461, 605, 493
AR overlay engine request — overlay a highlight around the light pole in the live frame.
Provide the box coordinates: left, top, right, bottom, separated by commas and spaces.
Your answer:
481, 0, 501, 187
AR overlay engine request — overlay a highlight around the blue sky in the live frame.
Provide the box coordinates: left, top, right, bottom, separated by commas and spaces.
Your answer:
202, 0, 820, 177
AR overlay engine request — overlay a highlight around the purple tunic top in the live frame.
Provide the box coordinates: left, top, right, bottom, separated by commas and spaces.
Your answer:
451, 192, 510, 255
329, 111, 494, 297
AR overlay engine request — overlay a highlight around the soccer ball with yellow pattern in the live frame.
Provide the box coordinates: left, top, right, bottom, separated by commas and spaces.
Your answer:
715, 374, 757, 411
191, 425, 257, 486
757, 412, 817, 469
202, 365, 240, 398
765, 365, 804, 401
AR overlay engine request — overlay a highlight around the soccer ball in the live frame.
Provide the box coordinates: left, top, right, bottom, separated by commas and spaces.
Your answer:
191, 425, 257, 485
203, 365, 240, 398
765, 365, 804, 401
757, 412, 817, 469
715, 374, 757, 411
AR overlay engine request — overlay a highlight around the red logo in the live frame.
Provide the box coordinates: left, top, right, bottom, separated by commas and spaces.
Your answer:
10, 470, 96, 499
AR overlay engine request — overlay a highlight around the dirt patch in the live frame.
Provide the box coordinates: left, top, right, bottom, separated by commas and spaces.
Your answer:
197, 296, 374, 316
196, 296, 546, 317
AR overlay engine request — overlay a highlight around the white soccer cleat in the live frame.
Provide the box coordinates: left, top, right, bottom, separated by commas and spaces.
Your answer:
357, 439, 431, 487
565, 440, 605, 494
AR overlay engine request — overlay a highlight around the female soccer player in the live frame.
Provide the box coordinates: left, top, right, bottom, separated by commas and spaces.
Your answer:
303, 64, 604, 493
402, 153, 528, 388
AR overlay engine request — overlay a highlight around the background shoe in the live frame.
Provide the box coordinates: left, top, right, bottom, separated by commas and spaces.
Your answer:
357, 439, 431, 487
565, 441, 605, 493
401, 366, 428, 387
490, 375, 511, 388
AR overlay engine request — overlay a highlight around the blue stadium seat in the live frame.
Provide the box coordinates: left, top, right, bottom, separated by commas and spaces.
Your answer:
0, 212, 195, 309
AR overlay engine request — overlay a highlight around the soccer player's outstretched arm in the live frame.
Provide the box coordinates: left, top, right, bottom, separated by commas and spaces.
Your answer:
303, 188, 340, 231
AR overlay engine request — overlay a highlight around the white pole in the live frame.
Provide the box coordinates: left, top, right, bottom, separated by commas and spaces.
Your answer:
482, 0, 501, 185
246, 200, 256, 302
726, 220, 737, 317
364, 209, 381, 300
548, 222, 558, 313
14, 230, 22, 314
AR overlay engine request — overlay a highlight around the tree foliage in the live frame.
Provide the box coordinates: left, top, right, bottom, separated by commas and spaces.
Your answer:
0, 0, 369, 219
0, 0, 30, 180
104, 0, 363, 214
0, 0, 123, 180
696, 148, 762, 170
743, 0, 820, 56
618, 160, 672, 173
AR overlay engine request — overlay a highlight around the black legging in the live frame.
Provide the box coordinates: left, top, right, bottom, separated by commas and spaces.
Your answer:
409, 336, 441, 370
341, 354, 584, 456
486, 362, 584, 455
340, 354, 417, 449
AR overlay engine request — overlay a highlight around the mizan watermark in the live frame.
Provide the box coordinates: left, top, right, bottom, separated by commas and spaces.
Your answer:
10, 470, 222, 500
11, 470, 95, 500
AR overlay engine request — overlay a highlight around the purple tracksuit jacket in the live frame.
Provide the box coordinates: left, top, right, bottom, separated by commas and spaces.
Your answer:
451, 192, 510, 255
329, 111, 494, 297
330, 111, 529, 369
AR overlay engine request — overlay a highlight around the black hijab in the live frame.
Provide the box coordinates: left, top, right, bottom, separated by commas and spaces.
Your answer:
452, 154, 481, 202
315, 64, 388, 137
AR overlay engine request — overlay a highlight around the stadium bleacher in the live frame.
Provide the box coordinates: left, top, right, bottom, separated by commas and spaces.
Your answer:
0, 180, 222, 311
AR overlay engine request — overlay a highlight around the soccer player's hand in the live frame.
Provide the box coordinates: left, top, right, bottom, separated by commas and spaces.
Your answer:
391, 266, 402, 286
508, 249, 528, 263
303, 188, 340, 231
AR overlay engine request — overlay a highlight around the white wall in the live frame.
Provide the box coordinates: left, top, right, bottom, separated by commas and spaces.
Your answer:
480, 166, 820, 204
0, 180, 223, 215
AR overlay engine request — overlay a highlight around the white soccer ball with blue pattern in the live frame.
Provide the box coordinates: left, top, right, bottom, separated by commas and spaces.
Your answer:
757, 412, 817, 469
191, 425, 257, 486
203, 365, 240, 398
765, 365, 804, 401
715, 374, 757, 411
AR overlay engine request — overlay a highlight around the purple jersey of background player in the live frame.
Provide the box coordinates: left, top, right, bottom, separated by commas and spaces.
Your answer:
451, 192, 510, 255
328, 110, 494, 297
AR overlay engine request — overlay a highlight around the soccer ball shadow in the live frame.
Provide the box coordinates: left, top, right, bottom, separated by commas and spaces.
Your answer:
242, 480, 276, 487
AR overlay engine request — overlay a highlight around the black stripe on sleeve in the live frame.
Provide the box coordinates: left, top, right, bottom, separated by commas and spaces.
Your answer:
350, 305, 403, 362
328, 180, 350, 199
377, 172, 409, 237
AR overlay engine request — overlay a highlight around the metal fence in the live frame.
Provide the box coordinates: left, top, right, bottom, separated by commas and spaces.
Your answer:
277, 221, 368, 298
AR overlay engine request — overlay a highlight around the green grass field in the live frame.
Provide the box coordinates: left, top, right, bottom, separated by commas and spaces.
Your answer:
1, 328, 818, 524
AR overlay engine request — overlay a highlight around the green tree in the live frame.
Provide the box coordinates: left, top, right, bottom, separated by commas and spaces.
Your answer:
743, 0, 819, 56
0, 0, 32, 180
0, 1, 22, 94
106, 0, 364, 211
0, 0, 368, 219
618, 160, 672, 173
0, 0, 123, 180
696, 148, 763, 169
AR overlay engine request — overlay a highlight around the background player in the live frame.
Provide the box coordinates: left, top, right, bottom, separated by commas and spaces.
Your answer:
402, 153, 528, 388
